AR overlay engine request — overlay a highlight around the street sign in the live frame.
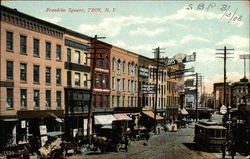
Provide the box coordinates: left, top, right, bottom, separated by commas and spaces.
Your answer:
142, 84, 156, 94
220, 105, 227, 114
167, 67, 194, 76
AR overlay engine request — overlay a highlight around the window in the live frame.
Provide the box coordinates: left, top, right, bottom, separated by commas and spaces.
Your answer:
117, 79, 121, 92
45, 42, 51, 59
75, 73, 80, 87
33, 90, 39, 107
67, 71, 71, 86
117, 59, 121, 74
105, 95, 109, 108
46, 90, 51, 107
112, 57, 115, 71
6, 31, 13, 51
99, 54, 103, 68
112, 96, 115, 107
122, 96, 125, 107
75, 50, 80, 64
122, 78, 125, 91
135, 81, 137, 92
33, 38, 39, 56
67, 48, 71, 62
128, 80, 130, 92
33, 65, 40, 83
131, 63, 135, 76
98, 74, 102, 88
105, 75, 109, 88
128, 96, 130, 107
56, 69, 61, 85
117, 96, 120, 107
56, 44, 61, 60
112, 76, 115, 90
45, 67, 51, 84
105, 56, 109, 69
20, 63, 27, 81
131, 97, 134, 107
6, 88, 13, 108
20, 89, 27, 108
128, 62, 130, 73
98, 95, 103, 108
20, 35, 27, 53
131, 80, 134, 93
56, 91, 61, 107
84, 53, 88, 65
83, 74, 88, 88
6, 61, 13, 80
123, 61, 126, 73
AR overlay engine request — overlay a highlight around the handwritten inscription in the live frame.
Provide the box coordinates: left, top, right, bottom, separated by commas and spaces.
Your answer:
46, 8, 117, 13
186, 3, 243, 24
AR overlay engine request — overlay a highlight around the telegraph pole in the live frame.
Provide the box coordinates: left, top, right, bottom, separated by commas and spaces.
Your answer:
87, 35, 105, 145
152, 47, 164, 134
216, 46, 234, 108
195, 73, 201, 122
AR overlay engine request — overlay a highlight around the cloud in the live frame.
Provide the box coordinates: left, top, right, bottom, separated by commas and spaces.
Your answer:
204, 72, 245, 94
42, 17, 62, 24
78, 7, 238, 37
180, 35, 209, 44
129, 28, 166, 37
216, 35, 249, 49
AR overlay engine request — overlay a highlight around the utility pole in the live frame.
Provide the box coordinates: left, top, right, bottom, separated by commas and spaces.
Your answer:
87, 35, 105, 145
215, 46, 234, 155
152, 47, 164, 134
195, 73, 201, 122
216, 46, 234, 108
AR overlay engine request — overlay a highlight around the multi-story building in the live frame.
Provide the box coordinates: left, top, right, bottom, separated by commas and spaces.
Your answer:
91, 40, 111, 112
0, 5, 65, 148
110, 46, 139, 112
213, 82, 231, 111
231, 78, 250, 111
63, 30, 91, 140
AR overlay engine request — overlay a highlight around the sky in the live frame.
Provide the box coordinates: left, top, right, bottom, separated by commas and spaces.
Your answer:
2, 0, 250, 93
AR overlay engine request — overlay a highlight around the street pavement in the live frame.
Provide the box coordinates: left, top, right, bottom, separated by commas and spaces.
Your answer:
68, 123, 246, 159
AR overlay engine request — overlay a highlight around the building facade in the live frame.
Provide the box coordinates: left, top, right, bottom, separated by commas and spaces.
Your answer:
213, 82, 231, 111
0, 5, 65, 148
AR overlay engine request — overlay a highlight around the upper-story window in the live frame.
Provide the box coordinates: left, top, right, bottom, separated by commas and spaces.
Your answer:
112, 57, 115, 71
84, 53, 88, 65
46, 90, 51, 107
33, 38, 40, 56
75, 50, 80, 64
105, 75, 109, 88
20, 35, 27, 54
6, 61, 13, 80
117, 79, 121, 92
45, 42, 51, 59
83, 74, 88, 88
131, 63, 135, 76
99, 54, 103, 68
117, 59, 121, 74
56, 91, 61, 107
56, 69, 61, 85
6, 88, 13, 108
67, 48, 71, 62
20, 63, 27, 81
123, 61, 126, 73
6, 31, 13, 51
33, 90, 40, 107
75, 73, 80, 87
128, 62, 130, 73
135, 64, 138, 75
45, 67, 51, 84
56, 44, 61, 61
20, 89, 27, 108
33, 65, 40, 83
105, 56, 109, 69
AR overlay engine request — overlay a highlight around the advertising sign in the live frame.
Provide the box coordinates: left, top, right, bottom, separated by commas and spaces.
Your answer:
168, 67, 194, 76
142, 84, 156, 94
165, 52, 196, 66
139, 67, 149, 77
39, 125, 47, 146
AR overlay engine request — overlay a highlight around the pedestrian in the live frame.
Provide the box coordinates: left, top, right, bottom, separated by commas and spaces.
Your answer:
230, 144, 236, 159
221, 142, 226, 159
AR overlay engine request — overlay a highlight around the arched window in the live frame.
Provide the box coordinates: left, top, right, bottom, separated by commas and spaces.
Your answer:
131, 62, 135, 76
99, 54, 103, 68
135, 64, 138, 75
112, 57, 115, 71
117, 59, 121, 74
123, 60, 126, 73
105, 56, 109, 69
128, 62, 130, 73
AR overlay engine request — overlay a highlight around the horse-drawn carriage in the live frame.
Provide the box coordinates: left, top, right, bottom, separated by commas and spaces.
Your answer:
92, 119, 130, 153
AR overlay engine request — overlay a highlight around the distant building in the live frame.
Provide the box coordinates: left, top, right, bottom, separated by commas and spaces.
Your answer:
213, 82, 231, 111
231, 78, 250, 111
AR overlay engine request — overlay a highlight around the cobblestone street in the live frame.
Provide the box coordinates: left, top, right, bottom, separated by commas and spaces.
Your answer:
68, 125, 246, 159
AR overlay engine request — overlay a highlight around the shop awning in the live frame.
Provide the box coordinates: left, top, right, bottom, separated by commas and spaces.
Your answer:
142, 111, 164, 120
179, 108, 189, 115
113, 114, 132, 120
94, 115, 118, 125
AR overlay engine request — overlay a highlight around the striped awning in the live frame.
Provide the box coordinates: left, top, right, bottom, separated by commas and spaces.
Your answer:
113, 114, 132, 120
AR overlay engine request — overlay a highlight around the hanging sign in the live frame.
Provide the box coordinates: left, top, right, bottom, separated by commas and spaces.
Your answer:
165, 52, 196, 66
142, 84, 156, 94
168, 67, 194, 76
